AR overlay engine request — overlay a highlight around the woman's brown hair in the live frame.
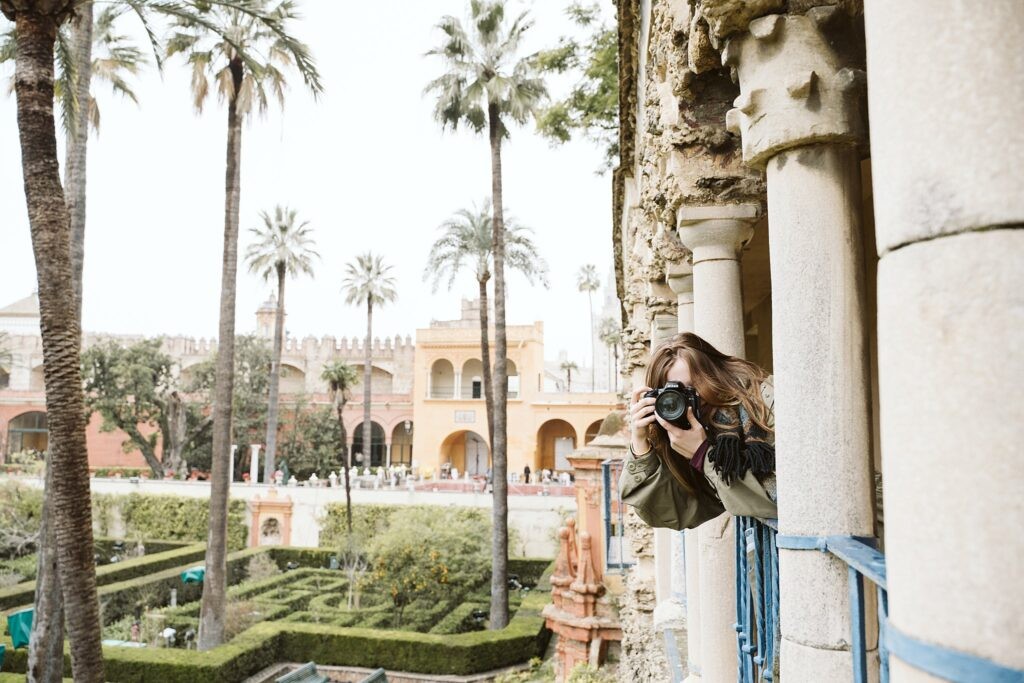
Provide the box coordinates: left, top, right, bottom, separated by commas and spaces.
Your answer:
644, 332, 771, 495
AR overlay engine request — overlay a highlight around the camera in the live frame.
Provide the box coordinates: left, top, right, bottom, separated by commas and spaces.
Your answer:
644, 381, 702, 430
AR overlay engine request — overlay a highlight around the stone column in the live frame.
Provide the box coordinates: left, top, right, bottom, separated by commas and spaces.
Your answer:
676, 203, 758, 683
454, 371, 462, 399
864, 1, 1024, 677
668, 259, 702, 679
385, 441, 392, 468
249, 444, 261, 483
724, 11, 875, 680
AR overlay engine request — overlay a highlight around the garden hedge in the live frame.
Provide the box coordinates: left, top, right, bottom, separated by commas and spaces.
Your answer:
0, 542, 206, 612
92, 494, 248, 551
1, 560, 554, 682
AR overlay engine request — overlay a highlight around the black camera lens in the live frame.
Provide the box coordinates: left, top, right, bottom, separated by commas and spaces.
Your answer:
655, 391, 686, 421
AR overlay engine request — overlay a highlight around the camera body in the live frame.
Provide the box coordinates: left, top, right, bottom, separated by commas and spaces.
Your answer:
644, 381, 702, 430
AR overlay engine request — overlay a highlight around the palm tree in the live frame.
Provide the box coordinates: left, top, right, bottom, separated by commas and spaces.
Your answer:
561, 360, 579, 393
342, 253, 397, 475
165, 1, 322, 651
577, 264, 600, 391
2, 2, 104, 680
598, 316, 621, 393
425, 0, 547, 629
245, 205, 318, 483
424, 200, 548, 449
321, 360, 359, 534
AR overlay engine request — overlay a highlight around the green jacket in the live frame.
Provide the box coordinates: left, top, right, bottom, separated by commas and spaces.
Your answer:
619, 379, 778, 530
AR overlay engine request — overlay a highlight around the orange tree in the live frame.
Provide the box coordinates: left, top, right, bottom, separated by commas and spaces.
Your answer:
362, 507, 490, 628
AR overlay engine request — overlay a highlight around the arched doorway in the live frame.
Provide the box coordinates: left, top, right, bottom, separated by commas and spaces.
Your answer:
536, 419, 577, 472
507, 359, 520, 398
390, 420, 413, 466
440, 430, 490, 477
7, 411, 48, 458
351, 421, 386, 468
585, 419, 604, 444
430, 359, 455, 398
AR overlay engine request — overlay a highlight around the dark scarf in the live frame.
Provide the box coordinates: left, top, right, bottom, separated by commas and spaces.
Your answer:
705, 401, 775, 486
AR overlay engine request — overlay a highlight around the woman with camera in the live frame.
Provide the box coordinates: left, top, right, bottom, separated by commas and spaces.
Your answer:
620, 332, 777, 530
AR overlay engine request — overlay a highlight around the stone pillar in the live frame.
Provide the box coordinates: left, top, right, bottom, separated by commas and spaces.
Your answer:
864, 1, 1024, 677
676, 203, 758, 683
229, 444, 237, 484
249, 444, 261, 483
454, 371, 462, 399
385, 441, 392, 468
724, 11, 875, 680
668, 260, 702, 679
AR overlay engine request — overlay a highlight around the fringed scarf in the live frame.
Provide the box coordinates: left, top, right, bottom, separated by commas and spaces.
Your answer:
705, 401, 775, 486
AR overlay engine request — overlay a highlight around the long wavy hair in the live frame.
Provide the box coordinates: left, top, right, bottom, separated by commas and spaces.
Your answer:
644, 332, 771, 495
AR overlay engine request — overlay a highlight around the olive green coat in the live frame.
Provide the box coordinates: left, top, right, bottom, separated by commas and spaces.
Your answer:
619, 379, 778, 530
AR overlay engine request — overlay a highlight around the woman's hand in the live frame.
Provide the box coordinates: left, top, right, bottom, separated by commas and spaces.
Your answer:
629, 386, 656, 454
655, 407, 706, 458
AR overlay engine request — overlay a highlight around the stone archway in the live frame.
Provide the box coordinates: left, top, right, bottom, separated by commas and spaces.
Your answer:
390, 420, 414, 466
440, 430, 490, 478
351, 421, 386, 468
6, 411, 48, 459
585, 419, 604, 445
536, 419, 577, 472
429, 359, 455, 399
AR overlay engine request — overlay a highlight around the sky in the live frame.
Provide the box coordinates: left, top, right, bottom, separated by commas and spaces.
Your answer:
0, 1, 616, 368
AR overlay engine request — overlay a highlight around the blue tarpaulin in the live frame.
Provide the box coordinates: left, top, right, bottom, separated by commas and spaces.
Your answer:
7, 608, 32, 648
180, 566, 206, 584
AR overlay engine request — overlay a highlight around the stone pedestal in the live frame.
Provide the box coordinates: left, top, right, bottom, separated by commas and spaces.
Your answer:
865, 1, 1024, 676
676, 203, 759, 683
247, 488, 293, 547
725, 11, 876, 679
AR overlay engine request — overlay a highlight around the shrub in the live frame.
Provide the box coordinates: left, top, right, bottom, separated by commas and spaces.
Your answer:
245, 552, 280, 583
93, 494, 247, 551
361, 507, 491, 628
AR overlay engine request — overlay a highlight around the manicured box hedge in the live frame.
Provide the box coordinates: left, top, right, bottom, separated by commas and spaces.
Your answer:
1, 556, 555, 682
0, 542, 206, 612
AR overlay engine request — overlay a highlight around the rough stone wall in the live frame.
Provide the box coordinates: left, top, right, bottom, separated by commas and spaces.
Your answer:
617, 507, 670, 681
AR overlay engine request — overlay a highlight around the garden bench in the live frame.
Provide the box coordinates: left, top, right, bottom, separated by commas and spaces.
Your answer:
275, 661, 328, 683
358, 668, 388, 683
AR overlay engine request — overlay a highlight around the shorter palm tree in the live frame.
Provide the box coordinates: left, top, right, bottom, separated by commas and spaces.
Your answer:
560, 360, 579, 393
577, 264, 600, 391
321, 360, 360, 534
342, 253, 398, 470
245, 205, 318, 483
598, 316, 621, 393
424, 200, 548, 448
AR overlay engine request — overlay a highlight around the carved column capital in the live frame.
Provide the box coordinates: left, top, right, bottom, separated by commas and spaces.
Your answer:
676, 203, 759, 263
722, 9, 867, 168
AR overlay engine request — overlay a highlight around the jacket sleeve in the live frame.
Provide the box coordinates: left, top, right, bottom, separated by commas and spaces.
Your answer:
618, 450, 725, 531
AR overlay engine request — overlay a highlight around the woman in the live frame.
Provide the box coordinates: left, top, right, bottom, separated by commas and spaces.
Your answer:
620, 332, 777, 530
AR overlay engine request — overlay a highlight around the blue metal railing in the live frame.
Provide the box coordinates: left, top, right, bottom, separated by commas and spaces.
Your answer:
602, 459, 634, 571
735, 516, 780, 682
741, 527, 1024, 683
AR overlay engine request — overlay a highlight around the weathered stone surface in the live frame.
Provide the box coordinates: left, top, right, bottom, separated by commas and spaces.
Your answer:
700, 0, 785, 44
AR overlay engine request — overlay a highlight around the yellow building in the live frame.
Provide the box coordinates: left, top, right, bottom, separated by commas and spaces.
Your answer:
412, 300, 618, 478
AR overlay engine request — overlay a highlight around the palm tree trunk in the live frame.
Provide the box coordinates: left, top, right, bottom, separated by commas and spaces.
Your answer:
12, 9, 103, 681
478, 275, 495, 450
362, 299, 373, 468
27, 456, 64, 683
487, 103, 509, 629
337, 397, 352, 534
263, 263, 286, 482
66, 0, 92, 322
30, 7, 93, 674
198, 59, 244, 651
588, 291, 595, 391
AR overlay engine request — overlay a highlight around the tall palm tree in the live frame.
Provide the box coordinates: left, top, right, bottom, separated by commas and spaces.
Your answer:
2, 2, 104, 680
424, 200, 548, 449
321, 360, 359, 534
425, 0, 547, 629
577, 264, 600, 391
245, 205, 318, 483
598, 316, 621, 393
165, 0, 322, 651
561, 360, 579, 393
342, 253, 397, 474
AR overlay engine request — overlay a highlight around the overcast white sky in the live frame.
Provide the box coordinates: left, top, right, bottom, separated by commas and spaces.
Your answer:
0, 1, 616, 367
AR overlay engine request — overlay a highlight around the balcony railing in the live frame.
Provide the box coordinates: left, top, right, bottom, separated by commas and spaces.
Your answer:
602, 459, 634, 571
741, 520, 1021, 683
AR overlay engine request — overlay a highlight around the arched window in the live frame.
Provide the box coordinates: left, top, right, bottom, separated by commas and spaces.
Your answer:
7, 411, 48, 456
430, 359, 455, 399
